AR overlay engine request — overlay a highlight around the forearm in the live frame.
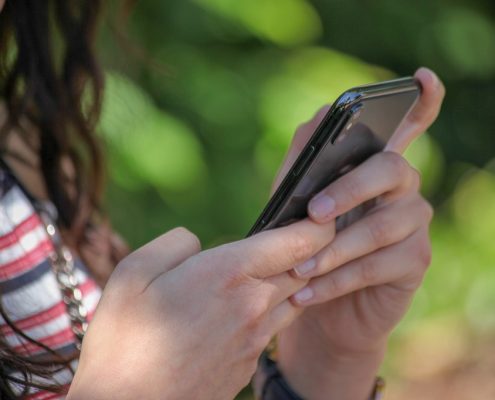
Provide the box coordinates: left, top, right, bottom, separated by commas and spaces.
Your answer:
277, 335, 386, 400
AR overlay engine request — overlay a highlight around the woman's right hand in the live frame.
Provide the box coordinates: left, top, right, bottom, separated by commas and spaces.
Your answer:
67, 220, 335, 400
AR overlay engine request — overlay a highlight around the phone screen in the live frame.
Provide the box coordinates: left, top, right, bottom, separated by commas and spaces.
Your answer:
249, 84, 419, 235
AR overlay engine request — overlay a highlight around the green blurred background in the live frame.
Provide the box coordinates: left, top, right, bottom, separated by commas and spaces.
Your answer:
99, 1, 495, 398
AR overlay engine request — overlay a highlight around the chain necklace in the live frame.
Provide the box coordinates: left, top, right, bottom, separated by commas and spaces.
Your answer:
0, 159, 89, 349
37, 202, 89, 350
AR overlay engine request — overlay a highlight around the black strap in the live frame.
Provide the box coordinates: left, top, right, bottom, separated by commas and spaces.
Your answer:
258, 352, 305, 400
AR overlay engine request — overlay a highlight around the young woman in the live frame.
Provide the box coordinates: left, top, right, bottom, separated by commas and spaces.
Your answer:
0, 1, 445, 399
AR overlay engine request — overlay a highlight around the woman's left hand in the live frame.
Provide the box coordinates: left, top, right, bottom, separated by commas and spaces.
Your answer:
272, 68, 445, 400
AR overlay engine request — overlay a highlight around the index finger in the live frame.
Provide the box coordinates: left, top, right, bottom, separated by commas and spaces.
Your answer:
213, 218, 335, 280
307, 152, 418, 223
385, 67, 445, 154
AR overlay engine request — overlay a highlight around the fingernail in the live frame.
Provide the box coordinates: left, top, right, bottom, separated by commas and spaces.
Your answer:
309, 195, 336, 220
294, 287, 314, 304
294, 258, 317, 277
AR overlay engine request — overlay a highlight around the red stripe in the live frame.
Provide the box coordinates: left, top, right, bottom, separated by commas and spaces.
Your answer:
0, 239, 53, 280
79, 277, 98, 295
0, 277, 100, 335
25, 385, 69, 400
13, 327, 76, 355
0, 303, 66, 335
26, 391, 63, 400
0, 213, 40, 250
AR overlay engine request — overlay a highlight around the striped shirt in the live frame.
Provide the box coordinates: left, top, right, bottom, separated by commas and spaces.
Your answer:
0, 168, 102, 399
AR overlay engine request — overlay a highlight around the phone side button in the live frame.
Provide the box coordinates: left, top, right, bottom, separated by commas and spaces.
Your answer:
293, 145, 316, 177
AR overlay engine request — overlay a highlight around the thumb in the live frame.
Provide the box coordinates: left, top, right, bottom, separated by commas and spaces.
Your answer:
385, 67, 445, 154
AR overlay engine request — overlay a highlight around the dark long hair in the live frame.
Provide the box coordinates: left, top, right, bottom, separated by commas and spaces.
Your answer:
0, 1, 105, 397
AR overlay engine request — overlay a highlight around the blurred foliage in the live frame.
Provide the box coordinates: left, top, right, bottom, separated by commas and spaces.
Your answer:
97, 0, 495, 397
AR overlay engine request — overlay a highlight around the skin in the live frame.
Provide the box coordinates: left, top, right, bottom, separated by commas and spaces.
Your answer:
69, 222, 336, 399
1, 0, 445, 393
275, 67, 445, 399
69, 69, 444, 399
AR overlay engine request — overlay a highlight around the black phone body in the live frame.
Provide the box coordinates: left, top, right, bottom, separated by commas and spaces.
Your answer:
248, 77, 421, 236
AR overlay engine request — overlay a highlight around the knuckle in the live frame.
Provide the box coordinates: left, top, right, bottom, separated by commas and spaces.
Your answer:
341, 175, 364, 205
170, 227, 202, 253
359, 257, 380, 284
286, 232, 314, 265
403, 234, 432, 288
422, 201, 434, 223
320, 244, 342, 272
241, 296, 270, 332
109, 256, 142, 292
221, 269, 248, 292
398, 234, 432, 291
416, 234, 433, 270
366, 214, 393, 247
383, 152, 409, 181
410, 168, 422, 191
324, 273, 344, 297
219, 257, 252, 290
113, 256, 138, 281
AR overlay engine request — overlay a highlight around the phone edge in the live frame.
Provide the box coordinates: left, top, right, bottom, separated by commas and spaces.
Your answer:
247, 77, 421, 237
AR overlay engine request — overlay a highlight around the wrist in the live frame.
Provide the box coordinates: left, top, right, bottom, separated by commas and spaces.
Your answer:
277, 334, 386, 400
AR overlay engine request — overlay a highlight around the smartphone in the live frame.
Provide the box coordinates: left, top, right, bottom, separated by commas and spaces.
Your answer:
248, 77, 421, 236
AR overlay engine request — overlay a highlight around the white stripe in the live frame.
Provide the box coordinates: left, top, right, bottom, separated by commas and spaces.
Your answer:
73, 269, 102, 310
2, 283, 101, 345
0, 269, 101, 323
0, 203, 16, 236
82, 286, 102, 313
0, 270, 101, 324
0, 225, 48, 267
4, 313, 72, 348
74, 269, 103, 299
1, 272, 63, 321
3, 186, 34, 226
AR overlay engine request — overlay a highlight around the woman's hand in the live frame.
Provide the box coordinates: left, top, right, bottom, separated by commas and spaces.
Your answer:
67, 217, 335, 400
273, 68, 445, 400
